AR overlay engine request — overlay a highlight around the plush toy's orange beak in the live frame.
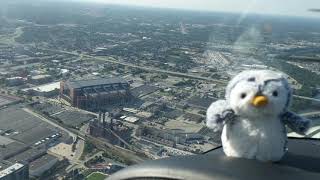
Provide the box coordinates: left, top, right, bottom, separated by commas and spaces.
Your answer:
251, 95, 268, 107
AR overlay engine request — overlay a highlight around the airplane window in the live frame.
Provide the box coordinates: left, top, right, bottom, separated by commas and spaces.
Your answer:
0, 0, 319, 179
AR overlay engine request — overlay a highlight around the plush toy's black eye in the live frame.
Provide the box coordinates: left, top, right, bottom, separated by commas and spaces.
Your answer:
240, 93, 247, 99
248, 77, 255, 82
272, 91, 278, 97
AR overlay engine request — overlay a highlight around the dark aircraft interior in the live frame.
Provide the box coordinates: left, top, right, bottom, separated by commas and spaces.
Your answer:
108, 137, 320, 180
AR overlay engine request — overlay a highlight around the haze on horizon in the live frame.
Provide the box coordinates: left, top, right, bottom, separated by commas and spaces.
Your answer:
71, 0, 320, 18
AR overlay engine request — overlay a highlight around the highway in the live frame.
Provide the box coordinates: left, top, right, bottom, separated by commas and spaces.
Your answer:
40, 48, 228, 84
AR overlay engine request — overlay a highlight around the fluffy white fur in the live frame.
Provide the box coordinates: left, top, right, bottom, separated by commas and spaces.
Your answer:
206, 100, 230, 131
221, 115, 286, 161
206, 70, 311, 162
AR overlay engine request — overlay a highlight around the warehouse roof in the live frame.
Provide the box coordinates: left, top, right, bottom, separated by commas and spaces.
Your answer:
131, 85, 159, 97
66, 77, 128, 89
7, 147, 46, 163
0, 141, 28, 160
29, 154, 58, 171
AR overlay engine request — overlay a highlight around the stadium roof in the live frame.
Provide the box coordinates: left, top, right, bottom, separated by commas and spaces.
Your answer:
66, 77, 127, 89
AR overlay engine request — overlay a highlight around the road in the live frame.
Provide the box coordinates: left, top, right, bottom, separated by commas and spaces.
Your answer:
71, 124, 88, 163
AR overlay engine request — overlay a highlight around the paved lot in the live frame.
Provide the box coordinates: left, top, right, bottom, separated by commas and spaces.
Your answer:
48, 143, 75, 160
0, 94, 21, 107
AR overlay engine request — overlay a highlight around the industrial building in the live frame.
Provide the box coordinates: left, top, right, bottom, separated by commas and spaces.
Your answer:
136, 125, 205, 148
60, 77, 131, 110
89, 112, 132, 146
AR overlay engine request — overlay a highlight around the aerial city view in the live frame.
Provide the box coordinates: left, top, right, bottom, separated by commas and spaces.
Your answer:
0, 0, 320, 179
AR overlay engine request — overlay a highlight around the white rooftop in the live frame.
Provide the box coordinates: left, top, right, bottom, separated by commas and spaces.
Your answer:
123, 108, 139, 114
23, 82, 60, 92
31, 74, 51, 79
124, 116, 139, 123
0, 163, 24, 178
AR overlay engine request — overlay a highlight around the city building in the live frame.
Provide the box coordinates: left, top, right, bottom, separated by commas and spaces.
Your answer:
22, 82, 60, 97
28, 75, 52, 85
90, 163, 125, 175
60, 77, 131, 110
0, 161, 29, 180
5, 77, 25, 87
28, 154, 58, 177
136, 125, 205, 148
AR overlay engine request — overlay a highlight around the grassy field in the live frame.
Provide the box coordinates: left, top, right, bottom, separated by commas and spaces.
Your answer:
86, 172, 107, 180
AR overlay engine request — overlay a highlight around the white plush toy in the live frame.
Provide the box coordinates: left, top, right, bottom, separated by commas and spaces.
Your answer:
206, 70, 311, 162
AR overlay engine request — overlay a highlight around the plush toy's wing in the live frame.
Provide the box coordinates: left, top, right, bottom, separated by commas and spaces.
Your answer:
206, 100, 236, 132
281, 111, 312, 135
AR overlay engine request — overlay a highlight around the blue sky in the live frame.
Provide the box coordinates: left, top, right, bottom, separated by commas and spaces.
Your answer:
75, 0, 320, 18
